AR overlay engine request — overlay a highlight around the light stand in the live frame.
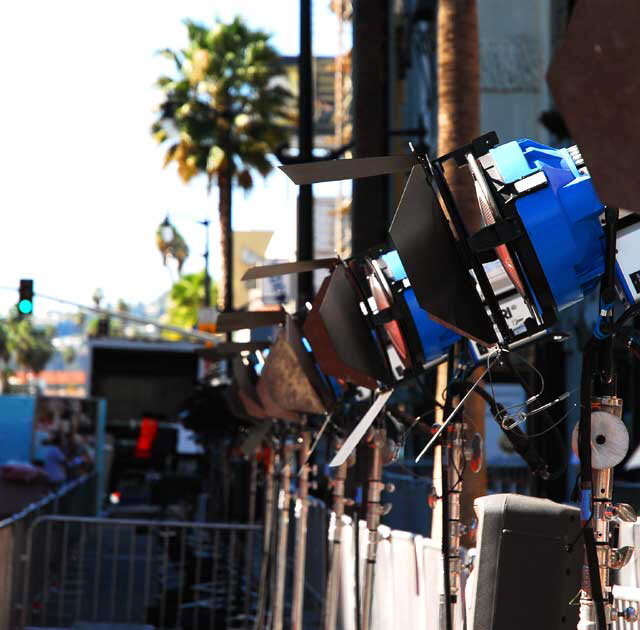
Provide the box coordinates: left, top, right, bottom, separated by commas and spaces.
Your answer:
291, 430, 311, 630
254, 445, 277, 630
577, 208, 638, 630
323, 437, 353, 630
271, 439, 294, 630
244, 449, 259, 625
442, 410, 465, 630
361, 428, 394, 630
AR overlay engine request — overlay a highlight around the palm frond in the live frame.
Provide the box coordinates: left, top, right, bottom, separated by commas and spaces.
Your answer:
151, 16, 293, 195
156, 48, 183, 72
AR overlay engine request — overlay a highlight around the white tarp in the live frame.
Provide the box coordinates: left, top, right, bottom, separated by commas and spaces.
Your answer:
329, 514, 464, 630
617, 518, 640, 588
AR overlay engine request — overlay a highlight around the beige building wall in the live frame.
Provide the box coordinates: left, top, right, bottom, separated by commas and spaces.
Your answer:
232, 231, 273, 310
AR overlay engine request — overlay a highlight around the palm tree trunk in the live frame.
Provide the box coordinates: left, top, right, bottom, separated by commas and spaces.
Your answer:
437, 0, 487, 547
218, 165, 233, 312
438, 0, 481, 233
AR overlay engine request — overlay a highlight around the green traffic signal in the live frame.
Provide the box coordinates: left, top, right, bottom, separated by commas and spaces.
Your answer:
18, 279, 34, 318
18, 299, 33, 315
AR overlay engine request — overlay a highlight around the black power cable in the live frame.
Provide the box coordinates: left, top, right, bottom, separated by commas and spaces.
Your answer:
615, 302, 640, 332
499, 352, 568, 477
454, 381, 554, 479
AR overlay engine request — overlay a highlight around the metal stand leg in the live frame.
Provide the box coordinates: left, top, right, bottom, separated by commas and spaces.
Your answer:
254, 447, 277, 630
272, 442, 293, 630
244, 450, 259, 626
444, 419, 465, 630
291, 431, 311, 630
361, 429, 392, 630
323, 441, 351, 630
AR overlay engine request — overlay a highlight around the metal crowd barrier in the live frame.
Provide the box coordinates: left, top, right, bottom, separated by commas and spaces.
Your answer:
0, 473, 96, 629
18, 515, 262, 630
486, 466, 531, 495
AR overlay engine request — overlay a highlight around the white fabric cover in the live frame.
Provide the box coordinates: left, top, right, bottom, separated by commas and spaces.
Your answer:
617, 519, 640, 588
613, 585, 640, 629
328, 514, 464, 630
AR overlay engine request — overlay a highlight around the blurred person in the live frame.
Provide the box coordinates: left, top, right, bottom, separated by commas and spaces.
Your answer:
42, 432, 68, 486
68, 426, 95, 476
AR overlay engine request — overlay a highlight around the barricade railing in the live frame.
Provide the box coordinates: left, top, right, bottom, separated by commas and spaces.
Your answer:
487, 465, 531, 495
0, 473, 96, 629
18, 515, 262, 630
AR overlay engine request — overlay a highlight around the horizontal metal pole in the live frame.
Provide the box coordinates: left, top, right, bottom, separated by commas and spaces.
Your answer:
28, 513, 263, 532
35, 291, 221, 343
0, 286, 220, 344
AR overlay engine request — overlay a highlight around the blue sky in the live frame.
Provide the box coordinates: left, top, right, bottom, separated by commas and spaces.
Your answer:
0, 1, 346, 315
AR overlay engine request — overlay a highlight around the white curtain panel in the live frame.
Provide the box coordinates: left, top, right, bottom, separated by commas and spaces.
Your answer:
613, 585, 640, 629
328, 514, 465, 630
617, 519, 640, 588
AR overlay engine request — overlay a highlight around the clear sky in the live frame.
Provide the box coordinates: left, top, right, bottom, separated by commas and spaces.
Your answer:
0, 1, 346, 315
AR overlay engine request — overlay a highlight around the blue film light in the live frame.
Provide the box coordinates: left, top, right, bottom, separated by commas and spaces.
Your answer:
18, 299, 33, 315
489, 139, 605, 312
378, 249, 461, 364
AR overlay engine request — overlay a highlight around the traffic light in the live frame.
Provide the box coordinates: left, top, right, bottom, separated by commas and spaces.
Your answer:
18, 279, 33, 318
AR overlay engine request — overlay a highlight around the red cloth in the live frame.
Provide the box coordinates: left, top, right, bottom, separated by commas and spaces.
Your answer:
135, 417, 158, 459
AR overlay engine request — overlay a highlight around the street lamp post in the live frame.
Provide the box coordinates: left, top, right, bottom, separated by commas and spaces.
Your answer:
160, 214, 211, 308
198, 218, 211, 308
160, 215, 175, 244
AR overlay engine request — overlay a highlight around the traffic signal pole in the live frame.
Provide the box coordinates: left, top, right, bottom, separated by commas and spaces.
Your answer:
297, 0, 314, 310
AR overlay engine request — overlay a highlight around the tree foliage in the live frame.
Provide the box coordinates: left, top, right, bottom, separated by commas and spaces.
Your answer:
62, 346, 77, 366
152, 16, 291, 310
152, 17, 291, 189
0, 321, 10, 364
7, 317, 55, 374
167, 271, 218, 330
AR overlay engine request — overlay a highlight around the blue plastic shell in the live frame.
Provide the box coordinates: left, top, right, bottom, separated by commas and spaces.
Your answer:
490, 139, 605, 311
381, 250, 460, 362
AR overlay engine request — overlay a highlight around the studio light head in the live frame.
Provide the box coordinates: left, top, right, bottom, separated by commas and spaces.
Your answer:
258, 313, 337, 416
281, 124, 640, 353
244, 251, 463, 392
390, 133, 610, 346
231, 354, 269, 420
360, 247, 460, 373
390, 134, 640, 352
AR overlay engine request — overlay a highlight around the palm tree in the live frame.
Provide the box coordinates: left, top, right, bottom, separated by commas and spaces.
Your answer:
437, 0, 481, 231
8, 319, 55, 375
152, 17, 291, 312
0, 320, 11, 392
